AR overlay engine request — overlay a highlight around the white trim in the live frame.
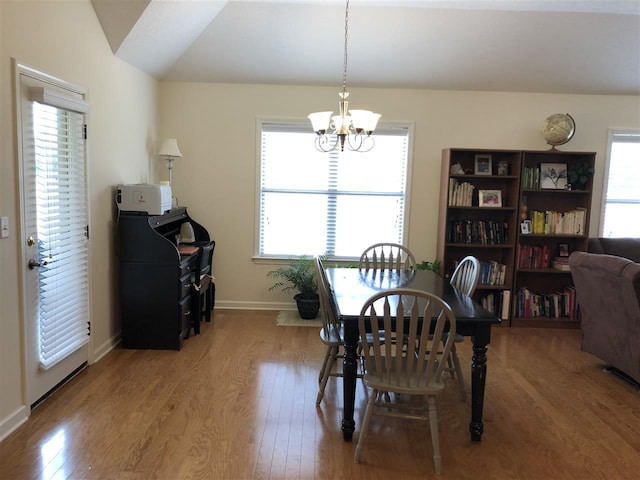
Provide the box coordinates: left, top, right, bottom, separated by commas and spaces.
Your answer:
0, 405, 30, 442
29, 86, 89, 114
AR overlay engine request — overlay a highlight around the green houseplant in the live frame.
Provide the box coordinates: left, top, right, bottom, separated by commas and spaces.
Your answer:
567, 161, 594, 190
268, 255, 320, 319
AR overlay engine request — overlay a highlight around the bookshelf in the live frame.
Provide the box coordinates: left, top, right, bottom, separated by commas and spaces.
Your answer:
512, 150, 596, 327
437, 148, 596, 327
437, 149, 522, 323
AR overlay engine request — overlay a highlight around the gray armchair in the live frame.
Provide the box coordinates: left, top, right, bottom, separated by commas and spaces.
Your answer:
569, 251, 640, 386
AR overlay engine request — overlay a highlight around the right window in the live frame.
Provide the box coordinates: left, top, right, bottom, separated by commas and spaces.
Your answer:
601, 130, 640, 237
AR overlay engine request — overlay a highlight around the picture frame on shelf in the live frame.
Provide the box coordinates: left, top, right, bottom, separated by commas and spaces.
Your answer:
474, 154, 492, 175
558, 243, 570, 257
478, 189, 502, 207
520, 220, 532, 234
497, 160, 509, 176
540, 163, 568, 189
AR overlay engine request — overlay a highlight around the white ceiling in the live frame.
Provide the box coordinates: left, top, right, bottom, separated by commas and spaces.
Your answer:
91, 0, 640, 95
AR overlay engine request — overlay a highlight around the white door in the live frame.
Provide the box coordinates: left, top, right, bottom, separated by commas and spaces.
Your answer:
16, 63, 91, 406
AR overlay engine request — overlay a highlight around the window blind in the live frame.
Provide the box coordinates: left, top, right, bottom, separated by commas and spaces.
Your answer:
30, 101, 90, 371
259, 121, 410, 258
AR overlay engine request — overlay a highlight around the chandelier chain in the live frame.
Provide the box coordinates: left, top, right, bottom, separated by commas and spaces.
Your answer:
342, 0, 349, 93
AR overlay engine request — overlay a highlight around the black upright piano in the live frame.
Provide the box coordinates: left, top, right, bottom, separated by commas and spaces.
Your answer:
116, 207, 211, 350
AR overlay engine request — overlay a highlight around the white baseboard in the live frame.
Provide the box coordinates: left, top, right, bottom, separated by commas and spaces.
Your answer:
214, 300, 295, 310
91, 331, 121, 364
0, 405, 29, 442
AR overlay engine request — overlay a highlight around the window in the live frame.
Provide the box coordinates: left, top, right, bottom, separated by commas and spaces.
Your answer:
600, 130, 640, 237
258, 120, 411, 259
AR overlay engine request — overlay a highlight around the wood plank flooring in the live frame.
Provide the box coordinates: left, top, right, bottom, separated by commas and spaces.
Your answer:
1, 309, 639, 479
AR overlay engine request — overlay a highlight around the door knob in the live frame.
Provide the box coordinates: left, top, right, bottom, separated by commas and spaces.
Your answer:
28, 258, 48, 270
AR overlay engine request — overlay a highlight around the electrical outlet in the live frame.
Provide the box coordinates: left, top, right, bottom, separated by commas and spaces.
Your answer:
1, 217, 8, 238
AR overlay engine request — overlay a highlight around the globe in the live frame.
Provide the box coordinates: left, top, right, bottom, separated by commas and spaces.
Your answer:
542, 113, 575, 146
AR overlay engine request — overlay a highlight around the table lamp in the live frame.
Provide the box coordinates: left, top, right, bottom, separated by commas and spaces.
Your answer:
158, 138, 183, 185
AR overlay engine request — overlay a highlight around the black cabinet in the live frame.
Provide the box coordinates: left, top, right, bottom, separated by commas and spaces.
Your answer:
116, 207, 211, 350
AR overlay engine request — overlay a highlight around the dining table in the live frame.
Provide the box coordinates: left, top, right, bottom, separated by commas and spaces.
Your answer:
325, 267, 501, 443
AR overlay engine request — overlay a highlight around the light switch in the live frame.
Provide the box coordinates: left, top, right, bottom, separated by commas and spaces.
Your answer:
1, 216, 8, 238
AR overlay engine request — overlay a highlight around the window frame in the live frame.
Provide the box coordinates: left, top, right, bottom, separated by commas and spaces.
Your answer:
599, 128, 640, 237
254, 118, 414, 262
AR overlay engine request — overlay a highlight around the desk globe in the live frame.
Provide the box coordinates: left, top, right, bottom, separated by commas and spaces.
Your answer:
542, 113, 575, 147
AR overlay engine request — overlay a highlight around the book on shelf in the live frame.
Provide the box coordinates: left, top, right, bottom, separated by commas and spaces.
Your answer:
552, 257, 571, 271
448, 220, 508, 244
517, 244, 551, 269
478, 260, 506, 285
480, 289, 511, 320
529, 208, 588, 235
515, 285, 577, 319
448, 179, 475, 206
501, 290, 511, 320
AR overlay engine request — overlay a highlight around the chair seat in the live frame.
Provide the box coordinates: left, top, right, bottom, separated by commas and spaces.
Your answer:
364, 359, 446, 396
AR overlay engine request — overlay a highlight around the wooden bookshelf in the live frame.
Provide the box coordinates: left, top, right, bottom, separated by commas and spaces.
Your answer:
437, 148, 522, 323
512, 150, 596, 327
437, 148, 596, 327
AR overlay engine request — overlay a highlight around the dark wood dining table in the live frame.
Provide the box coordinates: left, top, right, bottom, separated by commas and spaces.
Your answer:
325, 267, 501, 443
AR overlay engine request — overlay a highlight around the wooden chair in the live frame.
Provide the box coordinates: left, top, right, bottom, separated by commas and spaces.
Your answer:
446, 255, 480, 400
354, 288, 456, 474
358, 243, 416, 272
314, 256, 364, 406
191, 240, 215, 334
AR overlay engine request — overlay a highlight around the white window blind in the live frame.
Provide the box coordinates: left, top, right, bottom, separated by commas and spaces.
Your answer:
259, 121, 410, 258
30, 100, 90, 371
601, 131, 640, 238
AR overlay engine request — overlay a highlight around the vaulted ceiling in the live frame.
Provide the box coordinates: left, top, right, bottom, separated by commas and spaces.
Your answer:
91, 0, 640, 95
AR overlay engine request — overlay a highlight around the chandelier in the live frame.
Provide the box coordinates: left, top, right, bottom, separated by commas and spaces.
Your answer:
308, 0, 381, 153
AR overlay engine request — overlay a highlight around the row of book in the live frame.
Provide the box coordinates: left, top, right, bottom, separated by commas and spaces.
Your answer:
478, 260, 507, 286
448, 179, 475, 206
479, 290, 511, 320
447, 220, 509, 244
522, 166, 541, 189
514, 285, 578, 319
528, 208, 587, 235
518, 244, 573, 270
517, 244, 551, 269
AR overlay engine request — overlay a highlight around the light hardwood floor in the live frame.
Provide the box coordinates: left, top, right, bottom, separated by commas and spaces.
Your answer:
1, 309, 639, 479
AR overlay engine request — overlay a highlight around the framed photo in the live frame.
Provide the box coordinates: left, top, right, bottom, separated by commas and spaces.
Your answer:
540, 163, 568, 189
520, 220, 532, 234
497, 160, 509, 176
478, 189, 502, 207
558, 243, 570, 257
474, 154, 492, 175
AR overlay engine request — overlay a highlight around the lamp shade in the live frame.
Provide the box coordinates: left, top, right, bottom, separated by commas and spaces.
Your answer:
158, 138, 183, 158
308, 111, 333, 133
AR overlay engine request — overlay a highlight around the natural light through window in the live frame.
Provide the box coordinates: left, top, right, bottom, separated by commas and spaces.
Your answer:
258, 121, 411, 259
601, 131, 640, 237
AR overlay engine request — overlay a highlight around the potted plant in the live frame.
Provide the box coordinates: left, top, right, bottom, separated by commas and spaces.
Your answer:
568, 161, 594, 190
417, 259, 441, 274
268, 255, 320, 319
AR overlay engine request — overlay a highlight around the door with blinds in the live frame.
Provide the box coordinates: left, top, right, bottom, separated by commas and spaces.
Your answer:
16, 63, 91, 406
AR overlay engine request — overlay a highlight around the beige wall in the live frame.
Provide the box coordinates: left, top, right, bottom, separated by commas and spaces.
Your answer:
1, 0, 639, 441
159, 83, 640, 309
0, 1, 158, 438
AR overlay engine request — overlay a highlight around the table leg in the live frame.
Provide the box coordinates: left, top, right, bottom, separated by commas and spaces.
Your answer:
470, 340, 488, 442
341, 340, 358, 441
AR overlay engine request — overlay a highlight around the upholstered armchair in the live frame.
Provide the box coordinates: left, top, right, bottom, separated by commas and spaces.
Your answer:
569, 251, 640, 385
